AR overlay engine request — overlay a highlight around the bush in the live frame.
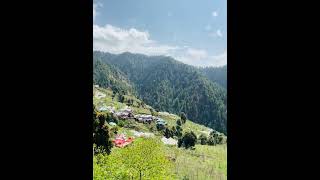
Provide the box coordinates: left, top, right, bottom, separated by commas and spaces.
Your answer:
164, 127, 174, 138
207, 135, 216, 146
110, 126, 119, 135
156, 124, 165, 131
93, 138, 175, 180
117, 120, 125, 127
176, 119, 182, 126
207, 130, 227, 145
179, 131, 197, 149
180, 112, 187, 124
94, 125, 113, 154
198, 134, 208, 145
175, 125, 183, 137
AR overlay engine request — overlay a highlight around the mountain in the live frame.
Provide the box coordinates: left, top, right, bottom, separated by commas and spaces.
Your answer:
93, 58, 134, 95
199, 65, 227, 89
93, 51, 227, 134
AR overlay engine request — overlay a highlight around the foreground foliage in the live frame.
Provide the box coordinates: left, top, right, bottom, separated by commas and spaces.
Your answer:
166, 144, 227, 180
94, 138, 175, 180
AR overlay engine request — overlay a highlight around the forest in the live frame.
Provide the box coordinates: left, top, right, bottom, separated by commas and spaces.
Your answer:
93, 51, 227, 134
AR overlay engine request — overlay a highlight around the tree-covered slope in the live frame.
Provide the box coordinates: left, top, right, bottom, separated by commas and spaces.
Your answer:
93, 58, 134, 95
199, 65, 227, 89
93, 51, 227, 134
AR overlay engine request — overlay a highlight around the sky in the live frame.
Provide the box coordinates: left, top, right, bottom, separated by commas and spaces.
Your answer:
93, 0, 227, 67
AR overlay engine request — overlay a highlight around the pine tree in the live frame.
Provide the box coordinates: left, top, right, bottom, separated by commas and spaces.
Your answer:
180, 112, 187, 124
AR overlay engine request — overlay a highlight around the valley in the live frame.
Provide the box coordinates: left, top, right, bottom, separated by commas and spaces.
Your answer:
93, 86, 227, 180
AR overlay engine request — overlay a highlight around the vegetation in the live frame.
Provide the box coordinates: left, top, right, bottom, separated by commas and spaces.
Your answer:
93, 85, 227, 180
94, 51, 227, 134
180, 112, 187, 124
165, 144, 227, 180
178, 131, 197, 149
93, 110, 113, 154
93, 58, 134, 95
93, 138, 175, 180
199, 134, 208, 145
198, 65, 227, 89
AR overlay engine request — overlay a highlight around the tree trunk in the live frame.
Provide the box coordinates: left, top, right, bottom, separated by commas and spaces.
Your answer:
140, 170, 142, 180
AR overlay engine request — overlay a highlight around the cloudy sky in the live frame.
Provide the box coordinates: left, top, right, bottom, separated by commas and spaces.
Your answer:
93, 0, 227, 67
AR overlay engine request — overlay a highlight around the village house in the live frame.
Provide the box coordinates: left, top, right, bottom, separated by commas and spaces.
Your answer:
114, 107, 134, 119
112, 134, 133, 148
134, 114, 155, 123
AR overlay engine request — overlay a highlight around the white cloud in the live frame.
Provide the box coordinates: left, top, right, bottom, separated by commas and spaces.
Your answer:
208, 50, 227, 67
93, 24, 179, 55
212, 11, 218, 17
93, 24, 226, 67
209, 29, 223, 38
186, 48, 208, 60
175, 48, 227, 67
93, 2, 225, 67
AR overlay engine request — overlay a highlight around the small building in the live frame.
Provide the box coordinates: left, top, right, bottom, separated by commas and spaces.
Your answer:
112, 134, 134, 148
134, 114, 155, 123
114, 107, 134, 119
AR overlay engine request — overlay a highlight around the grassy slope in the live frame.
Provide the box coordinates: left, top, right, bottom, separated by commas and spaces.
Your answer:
93, 87, 227, 179
165, 144, 227, 180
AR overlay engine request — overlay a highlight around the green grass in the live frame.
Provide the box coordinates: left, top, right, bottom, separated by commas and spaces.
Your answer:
131, 106, 152, 115
158, 112, 212, 137
94, 87, 227, 180
165, 144, 227, 180
94, 138, 175, 180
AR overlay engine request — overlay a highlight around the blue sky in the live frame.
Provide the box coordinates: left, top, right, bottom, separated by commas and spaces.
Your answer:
93, 0, 227, 67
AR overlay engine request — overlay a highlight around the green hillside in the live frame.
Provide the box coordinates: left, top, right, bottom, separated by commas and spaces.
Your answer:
93, 87, 216, 137
93, 86, 227, 180
93, 58, 134, 95
93, 51, 227, 134
199, 65, 227, 89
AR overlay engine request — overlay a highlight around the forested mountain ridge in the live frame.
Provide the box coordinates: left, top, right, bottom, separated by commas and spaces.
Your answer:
93, 58, 135, 95
198, 65, 227, 89
93, 51, 227, 134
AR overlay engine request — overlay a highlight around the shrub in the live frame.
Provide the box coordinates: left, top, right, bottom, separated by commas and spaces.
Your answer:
94, 125, 113, 154
176, 119, 182, 126
207, 135, 216, 146
117, 120, 125, 127
179, 131, 197, 149
164, 127, 174, 138
93, 138, 175, 180
180, 112, 187, 124
198, 134, 208, 145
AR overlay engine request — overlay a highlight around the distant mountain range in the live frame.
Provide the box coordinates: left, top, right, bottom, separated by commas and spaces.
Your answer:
93, 51, 227, 134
